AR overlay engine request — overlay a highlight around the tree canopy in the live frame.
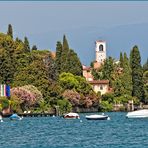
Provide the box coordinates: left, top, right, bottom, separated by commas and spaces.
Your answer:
130, 46, 144, 102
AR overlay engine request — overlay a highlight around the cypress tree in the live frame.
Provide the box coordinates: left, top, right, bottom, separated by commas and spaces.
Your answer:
66, 49, 82, 76
60, 35, 70, 73
120, 52, 123, 68
55, 35, 82, 76
24, 37, 30, 52
16, 37, 23, 43
46, 53, 57, 81
32, 45, 37, 51
130, 46, 144, 102
120, 52, 132, 95
63, 34, 69, 50
102, 57, 114, 86
55, 41, 63, 75
0, 39, 16, 84
7, 24, 13, 39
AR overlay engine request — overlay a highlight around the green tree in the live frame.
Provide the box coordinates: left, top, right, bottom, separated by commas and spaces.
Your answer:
24, 37, 30, 52
46, 53, 57, 81
60, 35, 70, 73
59, 72, 79, 90
0, 97, 10, 110
13, 60, 50, 99
102, 57, 114, 86
15, 37, 23, 43
57, 99, 72, 114
13, 49, 61, 105
0, 35, 16, 84
98, 101, 113, 112
66, 49, 82, 76
59, 72, 93, 95
56, 36, 82, 76
32, 45, 37, 51
91, 66, 104, 80
102, 93, 114, 103
113, 77, 124, 96
55, 41, 63, 75
130, 46, 144, 102
75, 75, 93, 95
120, 52, 132, 95
7, 24, 13, 38
63, 34, 69, 51
120, 52, 123, 68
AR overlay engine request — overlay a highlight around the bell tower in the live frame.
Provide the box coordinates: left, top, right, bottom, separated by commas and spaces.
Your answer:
95, 40, 106, 63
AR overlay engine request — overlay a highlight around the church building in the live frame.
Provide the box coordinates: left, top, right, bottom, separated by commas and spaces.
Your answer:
83, 40, 110, 95
94, 40, 106, 69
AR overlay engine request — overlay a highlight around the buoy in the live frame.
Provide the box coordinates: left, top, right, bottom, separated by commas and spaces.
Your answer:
80, 120, 82, 123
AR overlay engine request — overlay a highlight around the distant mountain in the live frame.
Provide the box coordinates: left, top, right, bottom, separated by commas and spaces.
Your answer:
28, 23, 148, 66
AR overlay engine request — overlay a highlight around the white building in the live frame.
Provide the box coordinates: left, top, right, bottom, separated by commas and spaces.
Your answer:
89, 80, 110, 95
94, 40, 107, 69
82, 40, 111, 95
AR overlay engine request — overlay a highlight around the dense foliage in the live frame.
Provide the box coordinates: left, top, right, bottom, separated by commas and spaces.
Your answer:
0, 26, 92, 114
130, 46, 144, 102
0, 24, 147, 114
55, 35, 82, 76
59, 72, 99, 109
91, 46, 147, 111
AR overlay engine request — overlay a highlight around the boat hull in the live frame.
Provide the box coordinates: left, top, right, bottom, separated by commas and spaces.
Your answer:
86, 116, 108, 120
63, 113, 80, 119
64, 116, 79, 119
126, 109, 148, 118
85, 114, 109, 120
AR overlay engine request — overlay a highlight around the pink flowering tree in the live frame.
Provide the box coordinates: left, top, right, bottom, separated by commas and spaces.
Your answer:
11, 85, 43, 111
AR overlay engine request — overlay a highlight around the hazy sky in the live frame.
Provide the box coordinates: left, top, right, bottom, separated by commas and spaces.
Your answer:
0, 1, 148, 65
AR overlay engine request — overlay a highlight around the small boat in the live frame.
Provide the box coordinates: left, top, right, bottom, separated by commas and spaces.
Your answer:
63, 113, 80, 119
126, 109, 148, 118
85, 113, 110, 120
9, 113, 22, 120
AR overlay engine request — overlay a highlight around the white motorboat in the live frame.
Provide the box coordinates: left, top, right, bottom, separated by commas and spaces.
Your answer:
85, 113, 110, 120
126, 109, 148, 118
63, 113, 80, 119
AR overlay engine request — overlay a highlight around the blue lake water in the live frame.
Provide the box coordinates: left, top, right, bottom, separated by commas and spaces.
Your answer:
0, 112, 148, 148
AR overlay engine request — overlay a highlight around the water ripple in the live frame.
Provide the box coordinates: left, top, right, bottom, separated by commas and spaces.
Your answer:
0, 112, 148, 148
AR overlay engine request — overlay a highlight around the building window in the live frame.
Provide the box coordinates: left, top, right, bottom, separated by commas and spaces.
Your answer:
99, 44, 103, 51
100, 85, 103, 90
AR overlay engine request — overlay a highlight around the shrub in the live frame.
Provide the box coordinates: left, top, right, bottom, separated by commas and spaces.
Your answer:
99, 100, 113, 112
0, 97, 9, 110
11, 85, 43, 111
57, 99, 72, 114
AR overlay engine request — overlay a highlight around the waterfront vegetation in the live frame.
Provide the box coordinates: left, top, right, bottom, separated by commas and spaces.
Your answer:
0, 24, 148, 114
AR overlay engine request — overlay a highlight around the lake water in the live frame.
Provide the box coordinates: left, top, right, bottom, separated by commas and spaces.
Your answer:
0, 112, 148, 148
